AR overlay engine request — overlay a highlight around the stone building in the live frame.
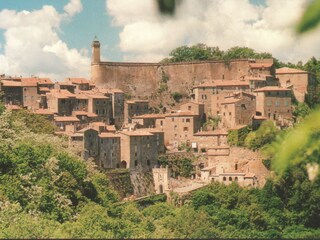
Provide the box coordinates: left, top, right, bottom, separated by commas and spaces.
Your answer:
220, 92, 256, 129
162, 111, 200, 147
66, 78, 95, 91
124, 100, 149, 123
254, 86, 292, 121
276, 67, 317, 103
91, 40, 275, 98
46, 89, 76, 116
54, 116, 80, 131
131, 114, 165, 129
192, 80, 250, 117
191, 129, 228, 152
119, 129, 164, 170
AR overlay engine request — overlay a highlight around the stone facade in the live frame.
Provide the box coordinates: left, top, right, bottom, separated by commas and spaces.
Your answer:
254, 86, 292, 121
124, 100, 149, 123
276, 67, 317, 103
91, 40, 274, 98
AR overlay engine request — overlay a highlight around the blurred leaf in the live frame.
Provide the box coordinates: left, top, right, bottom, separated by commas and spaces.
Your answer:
296, 0, 320, 34
157, 0, 180, 15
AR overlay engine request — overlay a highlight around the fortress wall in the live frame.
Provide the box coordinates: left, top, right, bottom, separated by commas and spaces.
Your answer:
92, 60, 252, 97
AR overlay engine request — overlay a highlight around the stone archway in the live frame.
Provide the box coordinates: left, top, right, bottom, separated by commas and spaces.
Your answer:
121, 160, 127, 168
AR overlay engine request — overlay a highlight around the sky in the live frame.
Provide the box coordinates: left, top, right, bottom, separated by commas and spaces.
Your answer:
0, 0, 319, 81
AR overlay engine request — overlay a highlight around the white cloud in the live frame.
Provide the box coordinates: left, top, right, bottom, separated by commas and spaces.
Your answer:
107, 0, 318, 63
0, 1, 89, 81
64, 0, 83, 17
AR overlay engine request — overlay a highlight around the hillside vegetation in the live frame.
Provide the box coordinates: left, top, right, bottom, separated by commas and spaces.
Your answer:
0, 105, 319, 238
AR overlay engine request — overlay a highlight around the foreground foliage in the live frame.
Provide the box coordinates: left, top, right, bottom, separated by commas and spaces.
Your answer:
0, 108, 319, 238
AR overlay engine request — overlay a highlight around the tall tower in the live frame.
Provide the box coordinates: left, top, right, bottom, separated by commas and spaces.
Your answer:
91, 37, 100, 64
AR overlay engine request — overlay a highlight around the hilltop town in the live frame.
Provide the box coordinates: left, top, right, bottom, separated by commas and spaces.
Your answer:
0, 40, 317, 197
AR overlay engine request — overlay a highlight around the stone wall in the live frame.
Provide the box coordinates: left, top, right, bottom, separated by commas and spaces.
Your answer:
92, 59, 255, 97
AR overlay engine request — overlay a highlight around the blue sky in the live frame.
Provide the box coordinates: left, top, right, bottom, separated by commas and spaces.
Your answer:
0, 0, 318, 80
0, 0, 123, 61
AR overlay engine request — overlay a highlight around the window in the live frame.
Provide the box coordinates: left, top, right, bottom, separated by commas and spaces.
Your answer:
235, 177, 238, 182
229, 177, 232, 181
100, 139, 104, 144
223, 177, 226, 181
160, 120, 163, 126
135, 160, 138, 166
186, 118, 190, 123
267, 100, 272, 106
275, 101, 280, 106
188, 106, 191, 110
183, 127, 189, 132
284, 100, 289, 106
61, 99, 65, 104
97, 100, 100, 105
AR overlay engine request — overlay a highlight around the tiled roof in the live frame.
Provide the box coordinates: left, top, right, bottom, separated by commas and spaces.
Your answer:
195, 80, 249, 88
120, 130, 154, 136
132, 113, 165, 119
66, 78, 90, 85
194, 129, 228, 136
54, 116, 80, 122
254, 86, 291, 92
99, 132, 120, 138
48, 89, 76, 98
39, 87, 50, 92
1, 80, 22, 87
126, 100, 149, 104
166, 111, 197, 117
276, 67, 307, 74
34, 109, 54, 115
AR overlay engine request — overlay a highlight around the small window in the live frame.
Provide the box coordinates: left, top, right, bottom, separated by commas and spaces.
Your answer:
134, 160, 138, 166
186, 118, 190, 123
229, 177, 232, 181
160, 120, 163, 126
223, 177, 226, 181
183, 127, 188, 132
97, 100, 100, 105
188, 106, 191, 111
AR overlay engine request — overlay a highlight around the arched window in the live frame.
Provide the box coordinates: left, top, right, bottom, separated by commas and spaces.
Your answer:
223, 177, 226, 181
235, 177, 238, 182
121, 161, 127, 168
229, 177, 232, 181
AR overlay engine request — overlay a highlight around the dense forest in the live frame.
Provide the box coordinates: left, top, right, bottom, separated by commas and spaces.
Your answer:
0, 96, 319, 238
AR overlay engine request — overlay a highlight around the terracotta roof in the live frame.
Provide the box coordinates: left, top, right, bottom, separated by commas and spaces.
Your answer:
126, 100, 149, 104
1, 80, 22, 87
99, 133, 120, 138
48, 89, 76, 98
246, 76, 267, 81
21, 78, 39, 87
194, 129, 228, 136
58, 82, 75, 86
249, 63, 273, 68
195, 80, 249, 88
132, 113, 165, 119
276, 67, 307, 74
201, 166, 216, 171
166, 111, 197, 117
54, 116, 80, 122
75, 93, 89, 99
34, 109, 54, 115
37, 78, 53, 85
120, 130, 154, 137
254, 86, 291, 92
66, 78, 91, 85
86, 94, 109, 99
106, 125, 116, 132
96, 88, 124, 94
89, 122, 107, 127
220, 172, 246, 176
39, 87, 50, 92
139, 128, 163, 133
